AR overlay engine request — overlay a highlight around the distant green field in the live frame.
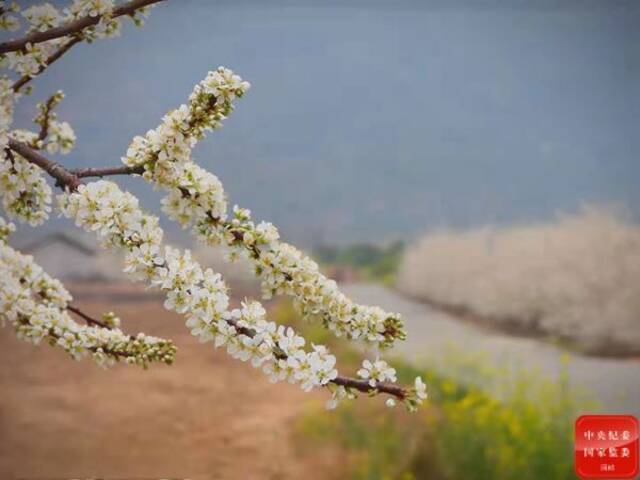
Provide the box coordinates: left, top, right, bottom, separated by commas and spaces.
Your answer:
314, 241, 405, 285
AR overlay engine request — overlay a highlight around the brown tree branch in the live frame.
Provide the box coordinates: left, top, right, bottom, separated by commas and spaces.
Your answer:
7, 141, 408, 400
7, 139, 82, 190
14, 313, 169, 363
15, 315, 119, 359
70, 164, 144, 178
66, 304, 110, 328
36, 290, 110, 328
333, 376, 406, 399
225, 316, 407, 399
0, 0, 165, 55
12, 37, 82, 93
35, 93, 59, 144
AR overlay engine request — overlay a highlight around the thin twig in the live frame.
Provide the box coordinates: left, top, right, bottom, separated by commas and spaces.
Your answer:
8, 139, 82, 190
0, 0, 165, 54
12, 37, 82, 93
333, 376, 406, 399
66, 304, 111, 328
15, 314, 130, 359
71, 164, 144, 177
226, 315, 407, 399
36, 93, 58, 143
36, 290, 111, 328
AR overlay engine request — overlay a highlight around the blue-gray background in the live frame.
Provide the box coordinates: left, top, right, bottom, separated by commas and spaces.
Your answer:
7, 0, 640, 245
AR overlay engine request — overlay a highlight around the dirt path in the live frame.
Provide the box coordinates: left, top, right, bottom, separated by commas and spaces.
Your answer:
0, 298, 342, 480
343, 283, 640, 416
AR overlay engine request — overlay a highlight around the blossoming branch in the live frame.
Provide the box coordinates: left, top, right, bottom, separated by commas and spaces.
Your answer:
116, 67, 406, 349
0, 216, 177, 368
0, 0, 427, 412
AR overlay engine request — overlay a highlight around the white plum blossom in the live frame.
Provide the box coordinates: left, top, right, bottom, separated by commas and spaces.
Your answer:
0, 4, 421, 410
0, 148, 52, 225
0, 217, 176, 367
10, 128, 38, 145
0, 87, 73, 226
0, 76, 15, 132
58, 180, 341, 395
3, 41, 53, 77
28, 91, 77, 154
22, 3, 62, 32
67, 0, 114, 18
0, 215, 15, 241
403, 376, 428, 412
120, 68, 406, 349
0, 2, 21, 31
326, 384, 357, 410
414, 376, 428, 400
1, 0, 156, 89
357, 357, 397, 387
46, 120, 76, 154
63, 1, 121, 40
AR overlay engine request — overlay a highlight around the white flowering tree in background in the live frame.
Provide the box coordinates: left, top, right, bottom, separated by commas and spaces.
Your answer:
0, 0, 427, 411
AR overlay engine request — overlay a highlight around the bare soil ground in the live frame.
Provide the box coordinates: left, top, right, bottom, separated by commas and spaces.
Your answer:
0, 284, 343, 480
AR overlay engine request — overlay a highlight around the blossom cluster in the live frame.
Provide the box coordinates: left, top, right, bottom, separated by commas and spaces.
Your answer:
0, 88, 77, 226
407, 377, 428, 412
0, 8, 73, 227
0, 145, 53, 225
357, 357, 398, 387
0, 216, 177, 368
9, 90, 77, 155
0, 214, 14, 241
1, 3, 427, 410
1, 1, 153, 82
326, 384, 357, 410
121, 68, 406, 349
33, 90, 76, 154
58, 180, 341, 393
0, 75, 15, 149
0, 2, 20, 32
22, 2, 63, 32
356, 357, 411, 409
45, 118, 75, 153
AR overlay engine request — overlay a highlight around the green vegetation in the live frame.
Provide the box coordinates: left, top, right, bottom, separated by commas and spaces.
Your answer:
314, 240, 405, 285
298, 358, 588, 480
275, 302, 593, 480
